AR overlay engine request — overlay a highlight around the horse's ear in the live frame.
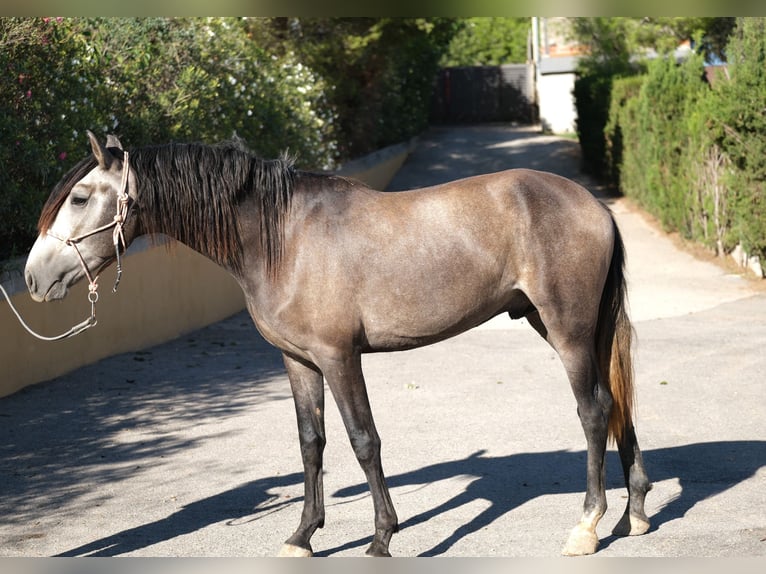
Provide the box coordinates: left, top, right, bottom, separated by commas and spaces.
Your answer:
87, 130, 114, 169
106, 134, 123, 151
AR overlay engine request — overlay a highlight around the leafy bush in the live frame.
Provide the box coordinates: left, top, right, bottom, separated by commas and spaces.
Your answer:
2, 17, 456, 262
1, 18, 105, 261
76, 18, 336, 166
607, 53, 718, 239
705, 17, 766, 258
603, 75, 644, 186
1, 18, 339, 262
602, 17, 766, 261
573, 71, 615, 178
627, 54, 708, 233
271, 18, 457, 159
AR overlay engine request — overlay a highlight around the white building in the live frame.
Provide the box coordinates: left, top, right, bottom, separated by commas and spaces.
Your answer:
531, 17, 582, 134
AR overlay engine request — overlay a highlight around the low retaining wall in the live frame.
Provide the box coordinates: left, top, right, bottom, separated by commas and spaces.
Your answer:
1, 239, 245, 398
1, 141, 412, 398
336, 138, 415, 190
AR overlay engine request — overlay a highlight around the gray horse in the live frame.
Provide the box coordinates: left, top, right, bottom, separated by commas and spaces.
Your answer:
24, 132, 651, 557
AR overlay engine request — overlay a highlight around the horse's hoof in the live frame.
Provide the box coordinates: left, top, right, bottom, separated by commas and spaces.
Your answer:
365, 541, 392, 557
561, 524, 599, 556
612, 512, 650, 537
278, 543, 313, 557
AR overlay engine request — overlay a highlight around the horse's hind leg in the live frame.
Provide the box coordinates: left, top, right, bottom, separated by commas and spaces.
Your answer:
613, 425, 652, 537
558, 338, 611, 556
279, 354, 326, 557
532, 302, 610, 555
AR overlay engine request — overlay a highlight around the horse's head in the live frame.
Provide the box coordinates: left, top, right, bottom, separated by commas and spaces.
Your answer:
25, 131, 138, 302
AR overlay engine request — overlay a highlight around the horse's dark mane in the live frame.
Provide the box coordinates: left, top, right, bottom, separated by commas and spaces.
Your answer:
131, 140, 295, 273
39, 139, 296, 274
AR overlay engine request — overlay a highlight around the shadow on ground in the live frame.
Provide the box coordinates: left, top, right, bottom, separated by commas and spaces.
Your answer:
387, 125, 610, 196
41, 440, 765, 557
0, 311, 289, 527
55, 471, 304, 557
318, 441, 766, 556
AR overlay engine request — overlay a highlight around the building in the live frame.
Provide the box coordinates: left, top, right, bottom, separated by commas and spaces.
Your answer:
532, 17, 584, 134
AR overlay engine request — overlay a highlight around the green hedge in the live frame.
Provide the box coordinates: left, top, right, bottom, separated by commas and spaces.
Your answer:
608, 54, 710, 235
584, 17, 766, 261
709, 17, 766, 259
0, 18, 335, 262
573, 72, 614, 178
1, 17, 452, 263
603, 75, 644, 187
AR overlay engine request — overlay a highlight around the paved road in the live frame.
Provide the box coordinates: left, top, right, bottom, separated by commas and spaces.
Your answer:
1, 125, 764, 558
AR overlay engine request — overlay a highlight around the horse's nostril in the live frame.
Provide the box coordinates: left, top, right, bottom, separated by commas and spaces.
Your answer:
25, 269, 36, 294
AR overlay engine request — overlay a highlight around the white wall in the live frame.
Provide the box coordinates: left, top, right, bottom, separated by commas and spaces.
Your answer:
537, 72, 577, 134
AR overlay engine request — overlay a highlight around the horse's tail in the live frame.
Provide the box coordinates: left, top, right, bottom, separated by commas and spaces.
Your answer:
596, 218, 635, 445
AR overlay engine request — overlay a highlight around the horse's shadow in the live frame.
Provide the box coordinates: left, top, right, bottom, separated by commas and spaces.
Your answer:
56, 471, 304, 557
56, 440, 765, 557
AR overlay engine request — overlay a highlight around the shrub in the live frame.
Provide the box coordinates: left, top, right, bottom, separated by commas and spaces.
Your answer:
605, 18, 766, 261
277, 18, 456, 160
705, 17, 766, 258
0, 17, 336, 262
604, 75, 644, 187
0, 18, 104, 261
573, 71, 614, 178
629, 53, 708, 234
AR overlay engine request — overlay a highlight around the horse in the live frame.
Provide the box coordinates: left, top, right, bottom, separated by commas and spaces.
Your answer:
24, 131, 652, 557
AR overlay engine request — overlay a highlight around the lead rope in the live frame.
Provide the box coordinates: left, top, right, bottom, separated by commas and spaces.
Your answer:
1, 151, 130, 341
0, 282, 96, 341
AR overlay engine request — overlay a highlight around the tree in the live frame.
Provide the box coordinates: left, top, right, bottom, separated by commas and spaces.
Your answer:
253, 17, 458, 160
570, 17, 634, 75
440, 18, 530, 66
571, 17, 736, 65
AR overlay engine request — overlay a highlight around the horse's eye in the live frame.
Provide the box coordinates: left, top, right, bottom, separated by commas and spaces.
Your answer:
71, 195, 88, 207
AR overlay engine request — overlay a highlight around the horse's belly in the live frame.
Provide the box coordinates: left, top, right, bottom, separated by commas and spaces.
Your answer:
359, 285, 527, 352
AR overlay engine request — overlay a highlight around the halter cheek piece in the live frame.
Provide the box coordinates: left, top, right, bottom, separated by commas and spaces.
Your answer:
0, 152, 132, 341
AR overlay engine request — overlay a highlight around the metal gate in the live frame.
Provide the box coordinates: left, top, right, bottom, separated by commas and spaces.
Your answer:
430, 64, 536, 124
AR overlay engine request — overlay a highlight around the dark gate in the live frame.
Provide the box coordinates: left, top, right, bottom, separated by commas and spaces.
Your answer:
430, 64, 536, 124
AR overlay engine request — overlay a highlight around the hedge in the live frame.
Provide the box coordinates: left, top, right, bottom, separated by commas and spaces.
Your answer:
0, 18, 337, 263
573, 71, 614, 178
1, 17, 452, 263
580, 17, 766, 262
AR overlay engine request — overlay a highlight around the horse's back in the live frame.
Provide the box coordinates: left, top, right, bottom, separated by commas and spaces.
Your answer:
387, 168, 615, 281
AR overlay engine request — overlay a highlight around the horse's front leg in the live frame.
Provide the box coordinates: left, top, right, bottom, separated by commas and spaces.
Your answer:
279, 353, 326, 557
320, 350, 398, 557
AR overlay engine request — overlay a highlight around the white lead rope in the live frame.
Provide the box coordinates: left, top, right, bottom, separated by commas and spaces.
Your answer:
0, 281, 97, 341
